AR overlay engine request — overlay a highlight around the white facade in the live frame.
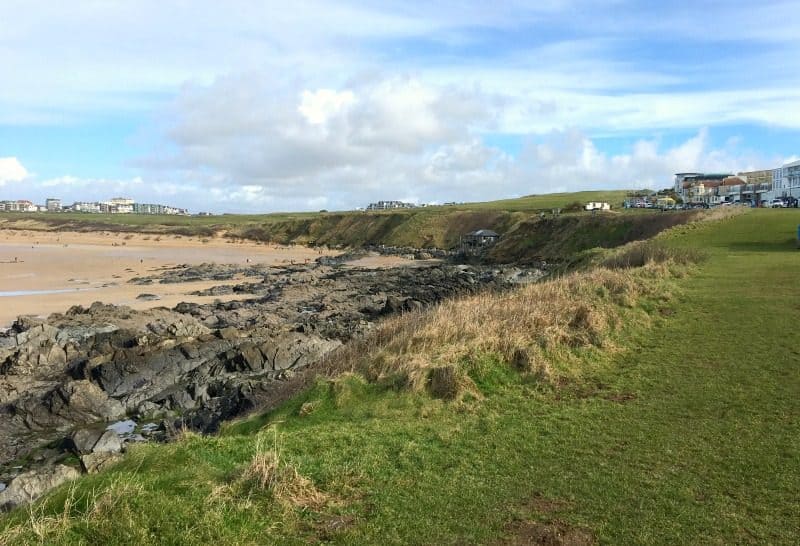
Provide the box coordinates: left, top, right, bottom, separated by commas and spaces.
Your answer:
73, 202, 101, 213
674, 172, 702, 193
772, 160, 800, 198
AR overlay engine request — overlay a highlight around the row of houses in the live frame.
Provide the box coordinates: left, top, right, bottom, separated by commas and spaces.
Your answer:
0, 197, 189, 215
364, 200, 418, 211
674, 159, 800, 205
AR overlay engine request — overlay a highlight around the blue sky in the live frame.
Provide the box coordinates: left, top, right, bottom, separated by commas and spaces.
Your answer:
1, 0, 798, 212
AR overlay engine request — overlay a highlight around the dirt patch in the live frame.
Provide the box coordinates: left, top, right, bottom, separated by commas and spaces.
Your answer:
550, 378, 637, 404
304, 514, 357, 542
498, 519, 596, 546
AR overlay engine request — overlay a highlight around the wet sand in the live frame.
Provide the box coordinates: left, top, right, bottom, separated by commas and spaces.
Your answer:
0, 230, 337, 327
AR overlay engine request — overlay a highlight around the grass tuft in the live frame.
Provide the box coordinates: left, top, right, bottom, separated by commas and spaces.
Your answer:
600, 240, 706, 269
239, 437, 329, 511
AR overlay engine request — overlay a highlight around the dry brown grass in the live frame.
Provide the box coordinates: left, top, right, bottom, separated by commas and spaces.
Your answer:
322, 260, 683, 393
600, 240, 706, 269
239, 438, 329, 511
0, 476, 146, 546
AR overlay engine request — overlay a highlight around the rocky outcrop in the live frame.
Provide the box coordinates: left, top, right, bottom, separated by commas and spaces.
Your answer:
0, 262, 542, 507
0, 465, 80, 511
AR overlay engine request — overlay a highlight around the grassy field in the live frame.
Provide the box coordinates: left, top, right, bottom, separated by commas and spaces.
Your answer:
2, 209, 798, 544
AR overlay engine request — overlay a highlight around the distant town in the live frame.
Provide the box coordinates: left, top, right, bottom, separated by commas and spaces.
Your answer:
361, 200, 461, 211
673, 159, 800, 207
0, 197, 194, 215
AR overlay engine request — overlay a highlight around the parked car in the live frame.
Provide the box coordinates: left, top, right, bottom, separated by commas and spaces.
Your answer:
771, 198, 785, 208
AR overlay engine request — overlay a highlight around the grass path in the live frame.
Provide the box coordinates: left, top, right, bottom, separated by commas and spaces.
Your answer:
276, 209, 800, 544
2, 210, 798, 544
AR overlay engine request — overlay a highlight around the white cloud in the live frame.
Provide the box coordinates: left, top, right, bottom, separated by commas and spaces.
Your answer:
2, 2, 799, 210
2, 0, 798, 130
512, 127, 780, 194
298, 89, 355, 125
0, 157, 29, 186
5, 126, 776, 213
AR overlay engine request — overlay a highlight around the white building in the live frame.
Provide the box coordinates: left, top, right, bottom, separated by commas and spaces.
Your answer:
366, 200, 416, 211
674, 172, 703, 193
73, 201, 101, 213
773, 160, 800, 199
103, 197, 134, 213
585, 202, 611, 211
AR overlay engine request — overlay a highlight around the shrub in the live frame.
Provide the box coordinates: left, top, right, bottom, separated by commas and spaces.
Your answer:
601, 241, 706, 269
322, 263, 674, 393
241, 440, 328, 510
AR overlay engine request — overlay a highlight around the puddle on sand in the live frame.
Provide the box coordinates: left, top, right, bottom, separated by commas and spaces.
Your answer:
0, 288, 89, 297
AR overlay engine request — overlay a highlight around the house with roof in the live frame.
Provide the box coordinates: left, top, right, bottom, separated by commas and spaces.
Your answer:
460, 229, 500, 255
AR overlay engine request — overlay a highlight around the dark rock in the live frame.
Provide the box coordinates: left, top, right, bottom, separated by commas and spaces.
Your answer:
237, 343, 265, 371
69, 428, 105, 455
69, 428, 122, 455
1, 258, 536, 476
180, 344, 200, 359
21, 381, 126, 430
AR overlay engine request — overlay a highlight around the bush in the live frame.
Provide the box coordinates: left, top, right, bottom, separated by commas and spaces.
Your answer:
563, 201, 584, 213
601, 241, 706, 269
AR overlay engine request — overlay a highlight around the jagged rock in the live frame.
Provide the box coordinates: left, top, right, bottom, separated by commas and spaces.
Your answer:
92, 430, 123, 453
1, 260, 534, 476
69, 428, 122, 456
218, 326, 240, 341
180, 344, 200, 359
0, 465, 80, 511
19, 381, 126, 431
167, 320, 208, 339
70, 428, 105, 454
237, 343, 264, 371
80, 452, 122, 474
47, 344, 67, 366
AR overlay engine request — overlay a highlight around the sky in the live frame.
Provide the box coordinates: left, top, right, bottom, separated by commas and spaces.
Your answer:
0, 0, 798, 213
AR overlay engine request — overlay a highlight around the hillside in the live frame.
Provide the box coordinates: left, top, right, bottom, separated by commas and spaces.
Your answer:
0, 190, 696, 264
2, 209, 798, 544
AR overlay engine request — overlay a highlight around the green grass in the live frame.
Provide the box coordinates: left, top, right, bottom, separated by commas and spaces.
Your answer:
447, 190, 631, 212
3, 209, 799, 544
0, 190, 633, 248
0, 189, 696, 263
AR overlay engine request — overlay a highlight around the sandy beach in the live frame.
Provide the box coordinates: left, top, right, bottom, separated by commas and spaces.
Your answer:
0, 230, 338, 327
